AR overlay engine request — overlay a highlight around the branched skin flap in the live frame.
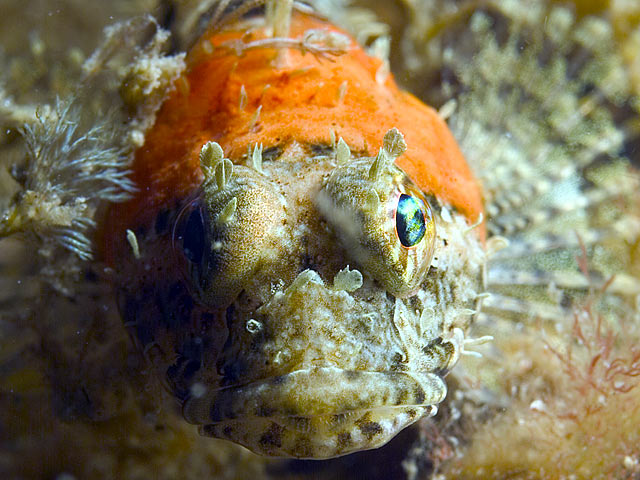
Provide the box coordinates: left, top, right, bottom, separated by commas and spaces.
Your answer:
101, 8, 485, 459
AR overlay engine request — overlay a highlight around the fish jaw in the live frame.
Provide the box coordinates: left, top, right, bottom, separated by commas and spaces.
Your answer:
184, 366, 445, 458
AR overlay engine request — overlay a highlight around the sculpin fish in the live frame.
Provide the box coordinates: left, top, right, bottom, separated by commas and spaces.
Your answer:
101, 4, 486, 458
100, 0, 640, 463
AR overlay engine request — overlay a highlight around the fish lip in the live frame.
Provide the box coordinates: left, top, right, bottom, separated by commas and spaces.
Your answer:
199, 404, 433, 459
183, 366, 447, 424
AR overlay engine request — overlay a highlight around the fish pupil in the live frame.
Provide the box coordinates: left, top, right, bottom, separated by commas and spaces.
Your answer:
180, 208, 206, 263
396, 194, 426, 247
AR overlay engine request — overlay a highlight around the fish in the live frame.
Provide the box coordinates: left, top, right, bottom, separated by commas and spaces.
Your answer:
100, 1, 488, 459
0, 0, 638, 475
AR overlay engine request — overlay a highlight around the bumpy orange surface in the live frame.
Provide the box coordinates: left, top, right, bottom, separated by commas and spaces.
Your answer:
102, 13, 483, 260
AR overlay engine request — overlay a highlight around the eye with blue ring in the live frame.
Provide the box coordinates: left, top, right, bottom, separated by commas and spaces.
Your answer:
317, 157, 436, 298
395, 193, 427, 248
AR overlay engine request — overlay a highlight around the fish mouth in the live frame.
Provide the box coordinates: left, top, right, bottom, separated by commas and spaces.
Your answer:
183, 366, 447, 458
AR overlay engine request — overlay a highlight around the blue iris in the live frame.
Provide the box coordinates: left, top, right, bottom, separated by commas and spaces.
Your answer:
396, 194, 426, 247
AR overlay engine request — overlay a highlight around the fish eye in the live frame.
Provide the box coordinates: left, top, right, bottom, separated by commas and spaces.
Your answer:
181, 207, 206, 263
396, 194, 426, 248
170, 160, 287, 308
173, 201, 208, 265
317, 156, 436, 298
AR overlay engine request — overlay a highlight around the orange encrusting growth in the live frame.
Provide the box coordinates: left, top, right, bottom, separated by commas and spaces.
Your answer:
102, 13, 484, 260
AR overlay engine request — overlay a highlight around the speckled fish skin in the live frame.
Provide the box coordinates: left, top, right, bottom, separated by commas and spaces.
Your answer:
102, 8, 486, 458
